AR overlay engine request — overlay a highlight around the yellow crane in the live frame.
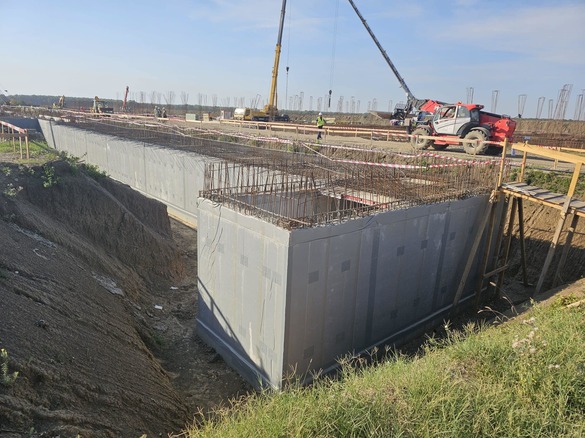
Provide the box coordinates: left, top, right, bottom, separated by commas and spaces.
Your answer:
235, 0, 289, 122
263, 0, 288, 121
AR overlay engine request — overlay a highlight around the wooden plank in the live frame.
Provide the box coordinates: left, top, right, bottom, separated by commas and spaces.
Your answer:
517, 198, 529, 286
511, 142, 585, 165
553, 214, 579, 287
534, 212, 568, 296
496, 197, 518, 296
484, 264, 510, 278
500, 190, 585, 218
453, 196, 496, 307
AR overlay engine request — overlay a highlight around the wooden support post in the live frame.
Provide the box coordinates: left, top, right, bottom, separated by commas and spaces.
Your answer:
553, 214, 579, 287
519, 151, 528, 181
534, 162, 582, 296
535, 213, 568, 296
496, 197, 518, 295
453, 192, 497, 307
517, 198, 529, 286
474, 192, 502, 306
496, 138, 508, 188
489, 194, 509, 287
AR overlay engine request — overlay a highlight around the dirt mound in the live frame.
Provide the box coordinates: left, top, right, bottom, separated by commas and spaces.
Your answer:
0, 160, 189, 436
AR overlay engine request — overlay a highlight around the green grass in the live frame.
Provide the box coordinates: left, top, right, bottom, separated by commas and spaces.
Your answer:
0, 139, 59, 164
180, 294, 585, 437
512, 168, 585, 197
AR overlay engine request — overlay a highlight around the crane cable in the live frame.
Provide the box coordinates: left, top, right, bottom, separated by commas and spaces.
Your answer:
328, 0, 340, 110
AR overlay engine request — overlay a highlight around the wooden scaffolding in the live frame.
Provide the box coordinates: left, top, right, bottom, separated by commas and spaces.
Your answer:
455, 140, 585, 307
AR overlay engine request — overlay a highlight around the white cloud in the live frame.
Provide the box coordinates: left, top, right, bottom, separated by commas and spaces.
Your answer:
438, 3, 585, 65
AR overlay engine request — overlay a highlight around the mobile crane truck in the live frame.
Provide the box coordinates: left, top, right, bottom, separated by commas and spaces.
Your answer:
235, 0, 290, 122
347, 0, 516, 155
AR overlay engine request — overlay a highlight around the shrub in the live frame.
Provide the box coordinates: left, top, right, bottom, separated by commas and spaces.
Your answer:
1, 348, 19, 386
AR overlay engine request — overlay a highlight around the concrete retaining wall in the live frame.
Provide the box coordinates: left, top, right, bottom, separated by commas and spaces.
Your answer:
37, 118, 498, 389
38, 119, 216, 226
0, 117, 41, 131
197, 195, 493, 388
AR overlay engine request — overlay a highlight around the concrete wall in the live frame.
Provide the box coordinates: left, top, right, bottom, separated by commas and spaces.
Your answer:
37, 118, 496, 389
197, 200, 290, 388
0, 117, 41, 131
197, 195, 491, 388
38, 119, 215, 226
283, 197, 486, 378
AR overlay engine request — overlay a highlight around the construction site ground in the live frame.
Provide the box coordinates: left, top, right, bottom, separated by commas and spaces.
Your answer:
1, 119, 584, 437
189, 119, 584, 173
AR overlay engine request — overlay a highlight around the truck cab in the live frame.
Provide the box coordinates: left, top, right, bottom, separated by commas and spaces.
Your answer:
432, 104, 475, 136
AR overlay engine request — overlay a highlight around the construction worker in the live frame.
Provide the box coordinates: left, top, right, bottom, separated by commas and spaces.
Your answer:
316, 112, 325, 140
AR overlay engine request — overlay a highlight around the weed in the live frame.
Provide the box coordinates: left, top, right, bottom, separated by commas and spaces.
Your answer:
152, 332, 165, 348
41, 164, 60, 188
3, 183, 22, 197
0, 166, 11, 176
523, 169, 585, 197
551, 294, 581, 308
179, 300, 585, 437
1, 348, 19, 386
85, 163, 107, 179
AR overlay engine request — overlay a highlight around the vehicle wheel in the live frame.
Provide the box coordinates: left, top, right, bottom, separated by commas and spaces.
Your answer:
485, 145, 501, 156
431, 143, 448, 151
463, 130, 488, 155
411, 126, 434, 150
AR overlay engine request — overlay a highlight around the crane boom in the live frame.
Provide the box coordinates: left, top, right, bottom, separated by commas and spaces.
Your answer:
347, 0, 422, 115
265, 0, 287, 118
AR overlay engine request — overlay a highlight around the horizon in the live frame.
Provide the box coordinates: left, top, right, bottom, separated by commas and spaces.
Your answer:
2, 0, 584, 119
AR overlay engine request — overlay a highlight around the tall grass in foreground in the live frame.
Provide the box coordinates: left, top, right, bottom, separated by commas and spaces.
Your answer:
180, 295, 585, 437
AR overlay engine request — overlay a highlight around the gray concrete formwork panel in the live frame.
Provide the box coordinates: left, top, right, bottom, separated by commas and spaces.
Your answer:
197, 194, 492, 388
36, 119, 497, 389
197, 200, 290, 388
0, 117, 41, 131
37, 120, 219, 227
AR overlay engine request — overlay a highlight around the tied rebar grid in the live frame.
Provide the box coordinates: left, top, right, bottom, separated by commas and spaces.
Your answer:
70, 115, 411, 168
201, 158, 499, 230
66, 115, 501, 229
72, 116, 312, 165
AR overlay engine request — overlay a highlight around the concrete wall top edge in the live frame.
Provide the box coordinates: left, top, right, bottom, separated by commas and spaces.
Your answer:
288, 198, 486, 245
197, 198, 291, 243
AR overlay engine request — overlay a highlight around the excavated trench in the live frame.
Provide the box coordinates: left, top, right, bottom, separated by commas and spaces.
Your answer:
0, 116, 584, 436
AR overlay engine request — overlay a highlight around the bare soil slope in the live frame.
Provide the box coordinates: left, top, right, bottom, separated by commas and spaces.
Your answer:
0, 160, 248, 437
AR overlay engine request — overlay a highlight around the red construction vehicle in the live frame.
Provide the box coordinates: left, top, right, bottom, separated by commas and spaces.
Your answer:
347, 0, 516, 155
410, 102, 517, 155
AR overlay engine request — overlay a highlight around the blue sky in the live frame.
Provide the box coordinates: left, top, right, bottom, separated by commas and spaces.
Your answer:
2, 0, 584, 118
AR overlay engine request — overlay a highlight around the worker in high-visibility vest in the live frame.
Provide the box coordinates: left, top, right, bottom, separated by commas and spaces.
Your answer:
316, 112, 325, 140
